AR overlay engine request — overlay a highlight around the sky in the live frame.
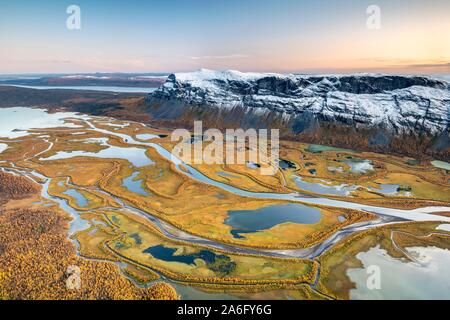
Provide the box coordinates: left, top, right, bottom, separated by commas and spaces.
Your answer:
0, 0, 449, 74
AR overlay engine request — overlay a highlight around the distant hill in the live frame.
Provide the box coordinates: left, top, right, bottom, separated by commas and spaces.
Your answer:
0, 73, 168, 88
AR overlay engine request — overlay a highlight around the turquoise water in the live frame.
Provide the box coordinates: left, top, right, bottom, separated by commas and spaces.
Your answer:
225, 203, 322, 239
122, 171, 150, 196
62, 189, 89, 207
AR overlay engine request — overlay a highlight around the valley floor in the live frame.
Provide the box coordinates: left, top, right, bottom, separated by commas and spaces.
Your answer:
0, 106, 449, 300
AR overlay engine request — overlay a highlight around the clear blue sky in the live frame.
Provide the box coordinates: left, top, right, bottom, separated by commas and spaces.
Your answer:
0, 0, 449, 74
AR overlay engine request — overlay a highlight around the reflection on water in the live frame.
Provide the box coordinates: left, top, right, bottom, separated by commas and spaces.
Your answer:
436, 224, 450, 232
143, 245, 235, 273
62, 189, 89, 207
307, 144, 353, 154
431, 160, 450, 171
342, 158, 374, 174
294, 176, 358, 196
41, 141, 154, 167
370, 183, 399, 195
279, 159, 296, 170
327, 166, 344, 173
122, 171, 150, 196
0, 107, 87, 139
347, 246, 450, 299
225, 203, 322, 239
136, 133, 160, 140
41, 179, 90, 235
0, 143, 8, 153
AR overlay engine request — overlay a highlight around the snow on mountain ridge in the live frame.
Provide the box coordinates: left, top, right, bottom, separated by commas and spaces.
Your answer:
150, 70, 450, 135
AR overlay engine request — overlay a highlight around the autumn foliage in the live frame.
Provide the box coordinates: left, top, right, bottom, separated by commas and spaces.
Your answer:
0, 171, 39, 199
0, 171, 178, 300
0, 207, 178, 300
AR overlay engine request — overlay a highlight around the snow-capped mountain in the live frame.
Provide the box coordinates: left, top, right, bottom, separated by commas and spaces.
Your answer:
148, 69, 450, 135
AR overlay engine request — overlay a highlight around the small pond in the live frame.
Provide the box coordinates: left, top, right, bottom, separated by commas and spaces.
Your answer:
122, 171, 150, 196
342, 158, 374, 174
136, 133, 160, 140
225, 203, 322, 239
279, 159, 296, 170
294, 176, 358, 196
431, 160, 450, 171
370, 183, 400, 195
143, 246, 236, 275
306, 144, 354, 154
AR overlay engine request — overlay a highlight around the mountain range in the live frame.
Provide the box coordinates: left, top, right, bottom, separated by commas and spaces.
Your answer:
147, 69, 450, 159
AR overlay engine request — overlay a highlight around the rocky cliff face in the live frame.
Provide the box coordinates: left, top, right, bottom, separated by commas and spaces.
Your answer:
148, 69, 449, 135
147, 69, 450, 158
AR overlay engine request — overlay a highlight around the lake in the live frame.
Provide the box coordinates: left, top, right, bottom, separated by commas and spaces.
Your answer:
225, 203, 322, 238
347, 246, 450, 299
0, 107, 88, 139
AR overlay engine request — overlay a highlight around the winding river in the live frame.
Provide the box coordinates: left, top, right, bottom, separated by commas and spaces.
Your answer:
1, 108, 450, 255
2, 108, 450, 300
85, 120, 450, 223
1, 110, 449, 261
